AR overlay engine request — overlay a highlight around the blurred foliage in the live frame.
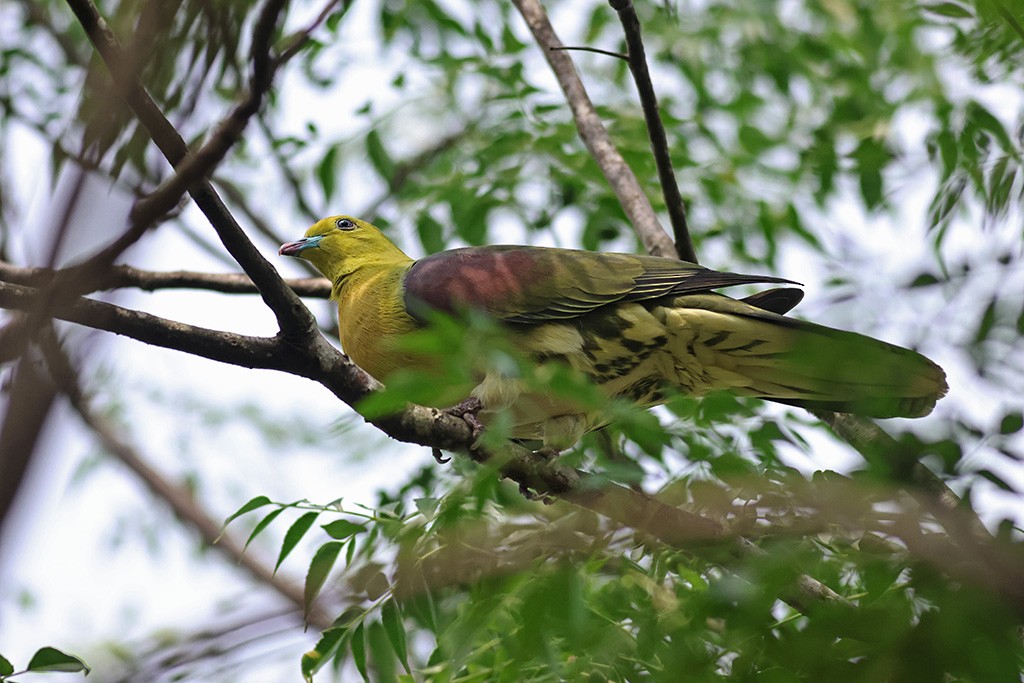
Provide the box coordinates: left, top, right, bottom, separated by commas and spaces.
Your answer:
3, 0, 1024, 681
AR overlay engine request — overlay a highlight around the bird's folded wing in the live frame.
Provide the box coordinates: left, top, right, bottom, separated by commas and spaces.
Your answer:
402, 245, 796, 324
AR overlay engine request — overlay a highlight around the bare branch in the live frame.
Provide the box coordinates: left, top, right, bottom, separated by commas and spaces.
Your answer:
608, 0, 697, 263
512, 0, 677, 258
0, 260, 330, 298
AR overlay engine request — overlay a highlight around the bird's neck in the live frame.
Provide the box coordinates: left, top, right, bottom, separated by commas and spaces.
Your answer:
327, 254, 412, 301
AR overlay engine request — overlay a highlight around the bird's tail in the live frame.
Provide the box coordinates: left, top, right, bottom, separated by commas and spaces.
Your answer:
665, 294, 948, 418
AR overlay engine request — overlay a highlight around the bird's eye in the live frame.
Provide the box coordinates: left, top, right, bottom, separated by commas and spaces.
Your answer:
335, 218, 356, 230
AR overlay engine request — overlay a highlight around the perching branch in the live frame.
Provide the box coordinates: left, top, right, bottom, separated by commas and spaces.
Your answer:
608, 0, 698, 263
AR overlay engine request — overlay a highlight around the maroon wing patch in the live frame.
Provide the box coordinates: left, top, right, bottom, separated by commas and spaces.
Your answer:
402, 245, 798, 324
403, 247, 556, 320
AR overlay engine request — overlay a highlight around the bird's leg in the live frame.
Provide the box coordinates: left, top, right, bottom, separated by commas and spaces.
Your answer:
444, 395, 486, 442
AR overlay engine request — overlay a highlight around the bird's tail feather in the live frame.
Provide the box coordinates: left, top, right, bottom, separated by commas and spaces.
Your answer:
668, 294, 948, 418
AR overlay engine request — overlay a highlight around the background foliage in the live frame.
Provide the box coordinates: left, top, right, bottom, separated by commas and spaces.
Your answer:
1, 0, 1023, 681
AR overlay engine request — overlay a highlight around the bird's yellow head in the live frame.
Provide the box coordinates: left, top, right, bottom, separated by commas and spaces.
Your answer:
279, 215, 412, 285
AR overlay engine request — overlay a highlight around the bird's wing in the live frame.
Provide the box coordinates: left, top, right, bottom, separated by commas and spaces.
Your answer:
402, 246, 796, 324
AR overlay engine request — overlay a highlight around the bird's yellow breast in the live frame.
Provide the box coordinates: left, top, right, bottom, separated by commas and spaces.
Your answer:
335, 265, 424, 381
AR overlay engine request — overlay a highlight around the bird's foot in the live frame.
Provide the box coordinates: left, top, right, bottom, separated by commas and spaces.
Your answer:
431, 448, 451, 464
518, 482, 555, 505
444, 396, 486, 442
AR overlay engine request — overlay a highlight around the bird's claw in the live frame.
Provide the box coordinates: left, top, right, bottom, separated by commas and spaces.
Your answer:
431, 447, 451, 464
444, 396, 486, 442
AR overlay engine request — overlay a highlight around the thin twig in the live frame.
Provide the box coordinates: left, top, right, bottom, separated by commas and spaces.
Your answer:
813, 411, 994, 541
550, 45, 628, 61
0, 277, 854, 612
0, 260, 330, 297
609, 0, 697, 262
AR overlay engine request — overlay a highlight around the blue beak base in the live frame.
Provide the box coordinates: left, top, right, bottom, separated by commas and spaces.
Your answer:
279, 235, 324, 256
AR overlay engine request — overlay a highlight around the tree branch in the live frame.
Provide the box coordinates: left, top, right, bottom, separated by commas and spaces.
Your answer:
64, 0, 311, 338
511, 0, 677, 258
608, 0, 697, 263
0, 260, 330, 298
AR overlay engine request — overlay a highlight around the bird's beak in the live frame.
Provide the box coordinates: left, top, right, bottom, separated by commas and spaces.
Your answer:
279, 235, 324, 256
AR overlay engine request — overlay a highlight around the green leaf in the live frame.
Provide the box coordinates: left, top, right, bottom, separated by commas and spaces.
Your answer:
222, 495, 272, 528
351, 622, 369, 682
302, 627, 347, 681
321, 519, 366, 540
317, 145, 339, 201
922, 2, 973, 18
26, 647, 90, 674
416, 213, 446, 254
366, 129, 395, 184
738, 124, 772, 154
367, 621, 398, 681
245, 507, 285, 553
381, 600, 410, 673
277, 511, 321, 573
413, 497, 438, 517
999, 412, 1023, 435
974, 299, 997, 343
345, 535, 358, 566
304, 541, 344, 620
0, 654, 13, 676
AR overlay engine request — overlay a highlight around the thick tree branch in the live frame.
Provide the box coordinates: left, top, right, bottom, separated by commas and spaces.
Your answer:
608, 0, 697, 263
511, 0, 677, 258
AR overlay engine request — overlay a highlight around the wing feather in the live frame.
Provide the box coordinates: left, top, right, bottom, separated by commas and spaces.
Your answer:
403, 245, 796, 324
